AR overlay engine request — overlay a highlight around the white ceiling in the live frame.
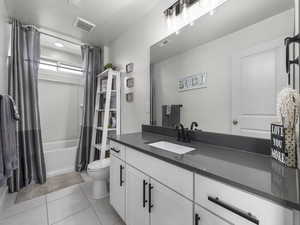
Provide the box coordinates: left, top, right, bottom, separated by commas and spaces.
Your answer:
151, 0, 294, 64
5, 0, 161, 46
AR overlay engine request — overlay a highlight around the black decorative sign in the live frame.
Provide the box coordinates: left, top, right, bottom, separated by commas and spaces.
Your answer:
271, 123, 286, 165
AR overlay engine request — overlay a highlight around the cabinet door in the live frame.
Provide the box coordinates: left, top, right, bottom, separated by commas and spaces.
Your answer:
194, 204, 231, 225
110, 155, 126, 220
150, 179, 193, 225
126, 165, 150, 225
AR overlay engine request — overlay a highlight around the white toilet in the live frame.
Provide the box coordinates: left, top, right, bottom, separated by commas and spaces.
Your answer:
87, 158, 111, 199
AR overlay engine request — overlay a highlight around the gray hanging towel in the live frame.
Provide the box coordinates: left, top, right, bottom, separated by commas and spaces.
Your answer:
0, 95, 19, 186
162, 105, 182, 128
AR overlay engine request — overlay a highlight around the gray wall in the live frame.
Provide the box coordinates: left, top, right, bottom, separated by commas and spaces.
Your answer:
152, 10, 293, 134
0, 0, 8, 198
0, 0, 8, 94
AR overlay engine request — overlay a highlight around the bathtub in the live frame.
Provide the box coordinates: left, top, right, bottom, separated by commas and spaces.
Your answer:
44, 139, 78, 177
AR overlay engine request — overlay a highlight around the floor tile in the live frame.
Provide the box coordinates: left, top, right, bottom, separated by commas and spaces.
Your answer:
80, 172, 93, 183
0, 204, 48, 225
91, 197, 124, 225
80, 181, 94, 200
0, 195, 46, 220
47, 184, 81, 202
1, 192, 17, 209
47, 188, 90, 224
54, 207, 101, 225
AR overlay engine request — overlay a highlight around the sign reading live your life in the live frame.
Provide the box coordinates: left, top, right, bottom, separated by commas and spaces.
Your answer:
178, 72, 207, 92
271, 123, 286, 165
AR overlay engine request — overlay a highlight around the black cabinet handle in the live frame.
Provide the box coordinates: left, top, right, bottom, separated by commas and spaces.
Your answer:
119, 165, 124, 186
143, 180, 148, 208
195, 213, 200, 225
208, 196, 259, 225
148, 183, 154, 213
111, 147, 120, 153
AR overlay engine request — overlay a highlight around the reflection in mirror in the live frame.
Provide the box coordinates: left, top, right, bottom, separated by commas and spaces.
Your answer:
150, 0, 295, 139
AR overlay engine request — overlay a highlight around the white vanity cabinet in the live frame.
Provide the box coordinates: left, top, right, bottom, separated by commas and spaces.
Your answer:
125, 164, 193, 225
195, 174, 294, 225
149, 178, 193, 225
109, 141, 296, 225
110, 154, 126, 221
125, 165, 150, 225
194, 204, 231, 225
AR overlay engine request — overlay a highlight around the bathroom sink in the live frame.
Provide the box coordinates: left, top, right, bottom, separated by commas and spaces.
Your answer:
148, 141, 195, 155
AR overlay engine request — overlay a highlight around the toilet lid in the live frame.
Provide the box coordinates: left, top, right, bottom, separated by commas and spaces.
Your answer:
88, 158, 111, 171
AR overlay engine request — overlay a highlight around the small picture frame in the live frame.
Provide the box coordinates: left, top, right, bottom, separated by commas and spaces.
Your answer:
126, 93, 134, 102
126, 63, 134, 73
126, 77, 134, 88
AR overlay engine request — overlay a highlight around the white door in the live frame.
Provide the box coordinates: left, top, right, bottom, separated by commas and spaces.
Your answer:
126, 165, 150, 225
150, 179, 193, 225
110, 155, 126, 220
194, 204, 231, 225
232, 38, 286, 139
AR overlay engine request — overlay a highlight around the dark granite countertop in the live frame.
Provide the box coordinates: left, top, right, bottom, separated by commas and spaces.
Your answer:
109, 132, 300, 211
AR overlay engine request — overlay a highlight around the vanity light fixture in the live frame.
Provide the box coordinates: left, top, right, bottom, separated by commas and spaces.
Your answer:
164, 0, 228, 32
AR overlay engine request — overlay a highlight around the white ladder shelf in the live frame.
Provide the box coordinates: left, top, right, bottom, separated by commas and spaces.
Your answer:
89, 69, 121, 162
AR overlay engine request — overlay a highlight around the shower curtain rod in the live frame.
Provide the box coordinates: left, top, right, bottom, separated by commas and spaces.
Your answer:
22, 24, 88, 47
7, 19, 91, 47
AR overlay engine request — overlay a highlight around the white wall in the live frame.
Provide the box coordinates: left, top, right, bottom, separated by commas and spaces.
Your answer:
109, 0, 175, 134
152, 10, 294, 134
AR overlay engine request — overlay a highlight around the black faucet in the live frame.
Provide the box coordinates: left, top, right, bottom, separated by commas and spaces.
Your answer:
190, 122, 198, 130
176, 124, 187, 142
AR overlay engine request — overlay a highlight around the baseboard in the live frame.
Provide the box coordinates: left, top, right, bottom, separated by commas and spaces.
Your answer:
47, 168, 75, 178
0, 186, 8, 208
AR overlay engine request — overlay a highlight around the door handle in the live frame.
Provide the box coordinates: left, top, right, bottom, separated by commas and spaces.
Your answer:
119, 165, 124, 186
148, 183, 154, 213
208, 196, 259, 225
195, 213, 200, 225
111, 147, 120, 153
143, 180, 148, 208
232, 120, 238, 125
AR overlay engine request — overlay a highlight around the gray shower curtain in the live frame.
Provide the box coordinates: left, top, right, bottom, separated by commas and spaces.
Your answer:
8, 19, 46, 192
76, 46, 102, 171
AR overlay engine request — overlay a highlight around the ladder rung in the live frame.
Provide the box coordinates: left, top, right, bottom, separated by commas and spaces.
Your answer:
96, 108, 117, 112
98, 90, 117, 95
95, 127, 117, 131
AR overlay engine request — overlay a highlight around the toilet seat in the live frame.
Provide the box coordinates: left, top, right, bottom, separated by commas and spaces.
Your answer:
88, 158, 111, 171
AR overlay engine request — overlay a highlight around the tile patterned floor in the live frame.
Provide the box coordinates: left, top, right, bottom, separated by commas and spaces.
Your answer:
0, 178, 125, 225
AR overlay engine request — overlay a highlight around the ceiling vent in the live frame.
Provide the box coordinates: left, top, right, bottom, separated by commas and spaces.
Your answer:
73, 17, 96, 32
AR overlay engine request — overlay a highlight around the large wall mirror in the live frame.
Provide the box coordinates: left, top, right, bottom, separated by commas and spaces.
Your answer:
150, 0, 296, 139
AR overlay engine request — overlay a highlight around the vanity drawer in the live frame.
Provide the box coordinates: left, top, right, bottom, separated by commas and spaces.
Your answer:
126, 147, 193, 200
110, 141, 125, 160
195, 174, 293, 225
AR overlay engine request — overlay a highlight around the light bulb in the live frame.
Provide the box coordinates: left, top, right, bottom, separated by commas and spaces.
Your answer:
190, 21, 194, 26
182, 3, 188, 22
166, 15, 172, 30
209, 9, 215, 16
